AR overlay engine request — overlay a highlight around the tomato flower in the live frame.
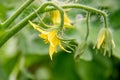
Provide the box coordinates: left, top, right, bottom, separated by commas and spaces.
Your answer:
51, 10, 73, 28
95, 28, 115, 56
29, 21, 70, 60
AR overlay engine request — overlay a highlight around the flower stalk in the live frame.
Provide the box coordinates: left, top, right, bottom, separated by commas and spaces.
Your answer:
85, 12, 90, 41
46, 4, 108, 28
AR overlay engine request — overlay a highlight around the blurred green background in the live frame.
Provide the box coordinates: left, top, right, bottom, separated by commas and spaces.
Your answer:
0, 0, 120, 80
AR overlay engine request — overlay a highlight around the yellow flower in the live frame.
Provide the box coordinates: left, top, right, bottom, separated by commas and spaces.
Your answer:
97, 29, 105, 49
96, 28, 115, 49
51, 10, 73, 28
95, 28, 115, 56
29, 21, 70, 60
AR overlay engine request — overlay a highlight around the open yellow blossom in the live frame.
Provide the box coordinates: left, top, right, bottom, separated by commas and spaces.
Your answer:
29, 21, 70, 60
51, 10, 73, 28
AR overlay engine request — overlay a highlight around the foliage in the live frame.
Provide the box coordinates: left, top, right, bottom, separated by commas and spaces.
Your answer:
0, 0, 120, 80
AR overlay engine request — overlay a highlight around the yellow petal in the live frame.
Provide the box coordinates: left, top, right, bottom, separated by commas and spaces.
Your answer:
48, 30, 57, 47
39, 34, 49, 44
49, 45, 56, 60
51, 10, 60, 25
51, 10, 73, 28
64, 11, 71, 24
29, 20, 47, 34
39, 34, 48, 40
97, 31, 105, 49
52, 37, 60, 47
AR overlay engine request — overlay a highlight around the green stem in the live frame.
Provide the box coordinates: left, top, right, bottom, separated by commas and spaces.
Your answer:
85, 12, 90, 41
0, 12, 36, 47
32, 2, 64, 29
0, 3, 108, 47
103, 14, 108, 28
45, 4, 108, 28
32, 8, 51, 28
64, 4, 108, 28
39, 2, 64, 29
1, 0, 34, 28
0, 2, 64, 47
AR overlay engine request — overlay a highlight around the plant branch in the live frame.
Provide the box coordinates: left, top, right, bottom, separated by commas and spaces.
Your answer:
0, 3, 109, 47
0, 2, 64, 47
1, 0, 34, 28
45, 4, 108, 28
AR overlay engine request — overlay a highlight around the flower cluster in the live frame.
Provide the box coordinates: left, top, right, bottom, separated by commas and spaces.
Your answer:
29, 10, 72, 60
29, 9, 115, 60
